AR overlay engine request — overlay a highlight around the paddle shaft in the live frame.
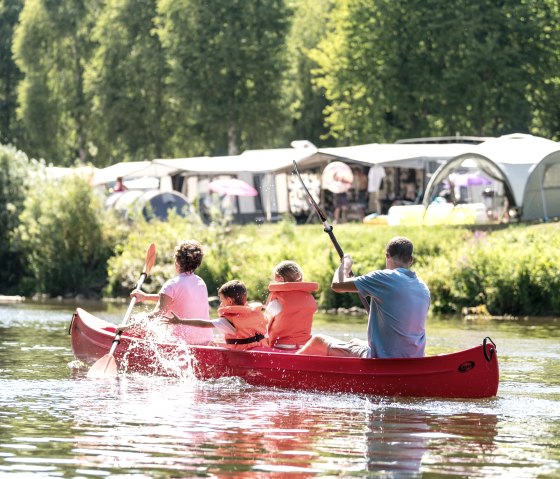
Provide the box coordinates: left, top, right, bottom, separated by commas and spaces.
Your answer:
107, 272, 147, 355
87, 243, 156, 378
292, 160, 370, 313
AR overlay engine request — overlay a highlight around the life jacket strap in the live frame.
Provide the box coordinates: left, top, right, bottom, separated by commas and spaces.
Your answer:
225, 333, 266, 345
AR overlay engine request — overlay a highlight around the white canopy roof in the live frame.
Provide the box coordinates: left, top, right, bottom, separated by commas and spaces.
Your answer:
91, 161, 152, 186
91, 142, 478, 186
311, 143, 477, 169
423, 134, 560, 207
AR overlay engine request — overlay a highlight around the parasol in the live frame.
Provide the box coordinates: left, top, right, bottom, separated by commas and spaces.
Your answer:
321, 162, 354, 194
208, 178, 258, 197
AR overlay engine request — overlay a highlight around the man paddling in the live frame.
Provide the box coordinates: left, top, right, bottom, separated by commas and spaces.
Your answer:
296, 236, 430, 358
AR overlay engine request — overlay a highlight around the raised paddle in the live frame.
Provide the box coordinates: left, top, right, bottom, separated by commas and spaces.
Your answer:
292, 160, 370, 313
87, 242, 157, 378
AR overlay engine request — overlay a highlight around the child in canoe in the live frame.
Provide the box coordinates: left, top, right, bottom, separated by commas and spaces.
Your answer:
265, 260, 318, 350
162, 279, 268, 351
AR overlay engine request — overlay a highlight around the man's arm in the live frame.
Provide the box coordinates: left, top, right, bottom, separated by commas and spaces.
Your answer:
331, 254, 359, 293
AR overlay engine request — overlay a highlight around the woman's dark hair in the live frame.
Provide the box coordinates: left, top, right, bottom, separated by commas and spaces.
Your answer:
175, 240, 204, 273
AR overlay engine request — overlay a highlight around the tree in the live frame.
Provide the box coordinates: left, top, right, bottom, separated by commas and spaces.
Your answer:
158, 0, 292, 155
86, 0, 173, 164
14, 173, 115, 296
12, 0, 97, 165
0, 0, 24, 146
0, 144, 34, 292
312, 0, 560, 142
282, 0, 335, 147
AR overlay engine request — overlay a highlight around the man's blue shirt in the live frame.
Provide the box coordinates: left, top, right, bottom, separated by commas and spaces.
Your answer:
355, 268, 430, 358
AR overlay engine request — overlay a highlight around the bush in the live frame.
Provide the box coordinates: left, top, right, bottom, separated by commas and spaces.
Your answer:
0, 145, 36, 293
13, 172, 121, 297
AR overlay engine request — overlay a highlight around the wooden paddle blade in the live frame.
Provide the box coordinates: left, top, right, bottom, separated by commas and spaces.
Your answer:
144, 243, 157, 275
86, 354, 118, 378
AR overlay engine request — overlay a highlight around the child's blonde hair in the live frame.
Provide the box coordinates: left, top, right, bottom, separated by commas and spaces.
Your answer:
273, 260, 303, 282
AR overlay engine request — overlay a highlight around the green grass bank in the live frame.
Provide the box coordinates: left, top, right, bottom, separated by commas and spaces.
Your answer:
106, 216, 560, 317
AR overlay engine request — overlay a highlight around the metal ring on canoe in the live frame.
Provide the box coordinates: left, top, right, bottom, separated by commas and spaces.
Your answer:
483, 336, 496, 362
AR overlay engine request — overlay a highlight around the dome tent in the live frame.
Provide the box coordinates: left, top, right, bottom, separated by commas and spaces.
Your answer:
423, 134, 560, 221
522, 151, 560, 221
105, 189, 192, 221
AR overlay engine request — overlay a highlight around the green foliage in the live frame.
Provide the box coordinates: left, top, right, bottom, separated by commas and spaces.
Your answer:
12, 0, 96, 164
13, 173, 120, 296
157, 0, 292, 155
0, 0, 24, 145
85, 0, 172, 164
281, 0, 334, 146
312, 0, 560, 142
4, 0, 560, 162
0, 144, 34, 291
424, 225, 560, 315
106, 221, 560, 316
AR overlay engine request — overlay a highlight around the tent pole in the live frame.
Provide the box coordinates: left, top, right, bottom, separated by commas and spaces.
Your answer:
540, 165, 549, 222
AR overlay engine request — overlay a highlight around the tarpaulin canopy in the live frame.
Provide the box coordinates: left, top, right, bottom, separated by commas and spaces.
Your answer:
92, 142, 475, 185
309, 143, 477, 170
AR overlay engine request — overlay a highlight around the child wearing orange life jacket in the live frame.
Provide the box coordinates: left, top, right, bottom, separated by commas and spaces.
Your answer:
265, 261, 318, 350
162, 279, 268, 351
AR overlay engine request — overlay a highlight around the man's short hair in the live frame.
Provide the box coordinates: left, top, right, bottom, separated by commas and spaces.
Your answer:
386, 236, 413, 262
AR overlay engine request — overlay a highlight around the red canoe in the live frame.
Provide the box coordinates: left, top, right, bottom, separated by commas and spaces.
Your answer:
69, 308, 499, 398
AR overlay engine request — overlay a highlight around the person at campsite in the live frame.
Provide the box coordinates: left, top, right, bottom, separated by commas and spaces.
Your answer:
113, 176, 128, 193
367, 165, 386, 214
162, 279, 268, 351
332, 171, 352, 224
125, 240, 214, 345
265, 260, 318, 349
296, 236, 430, 359
333, 191, 349, 224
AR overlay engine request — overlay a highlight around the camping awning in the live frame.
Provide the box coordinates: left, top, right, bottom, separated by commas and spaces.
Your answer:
311, 143, 478, 169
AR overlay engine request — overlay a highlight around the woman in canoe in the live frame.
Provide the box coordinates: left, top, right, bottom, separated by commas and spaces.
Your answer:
128, 239, 214, 345
265, 260, 318, 350
163, 279, 269, 351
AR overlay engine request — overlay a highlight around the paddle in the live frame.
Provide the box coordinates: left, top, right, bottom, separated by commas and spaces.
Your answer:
292, 160, 370, 313
87, 243, 157, 378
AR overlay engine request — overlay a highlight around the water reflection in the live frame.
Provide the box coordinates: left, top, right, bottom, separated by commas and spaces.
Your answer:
1, 302, 560, 478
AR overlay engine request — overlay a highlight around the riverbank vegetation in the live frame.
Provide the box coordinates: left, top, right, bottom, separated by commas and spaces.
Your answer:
2, 0, 560, 165
2, 151, 558, 317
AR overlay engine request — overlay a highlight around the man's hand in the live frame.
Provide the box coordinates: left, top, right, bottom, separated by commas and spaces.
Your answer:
341, 253, 354, 276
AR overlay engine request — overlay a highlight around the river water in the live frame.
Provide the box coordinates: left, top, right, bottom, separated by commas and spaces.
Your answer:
0, 301, 559, 478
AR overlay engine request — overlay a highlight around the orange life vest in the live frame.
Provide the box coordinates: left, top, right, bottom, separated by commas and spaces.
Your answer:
218, 303, 268, 351
266, 282, 318, 348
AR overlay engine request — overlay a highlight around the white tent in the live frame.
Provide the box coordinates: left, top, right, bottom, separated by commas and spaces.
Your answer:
422, 134, 560, 220
523, 150, 560, 221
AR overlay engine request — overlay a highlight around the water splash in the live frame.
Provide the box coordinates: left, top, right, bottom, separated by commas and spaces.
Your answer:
117, 312, 200, 381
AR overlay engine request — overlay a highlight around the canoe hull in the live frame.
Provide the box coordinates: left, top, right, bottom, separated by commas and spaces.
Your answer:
70, 308, 499, 398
